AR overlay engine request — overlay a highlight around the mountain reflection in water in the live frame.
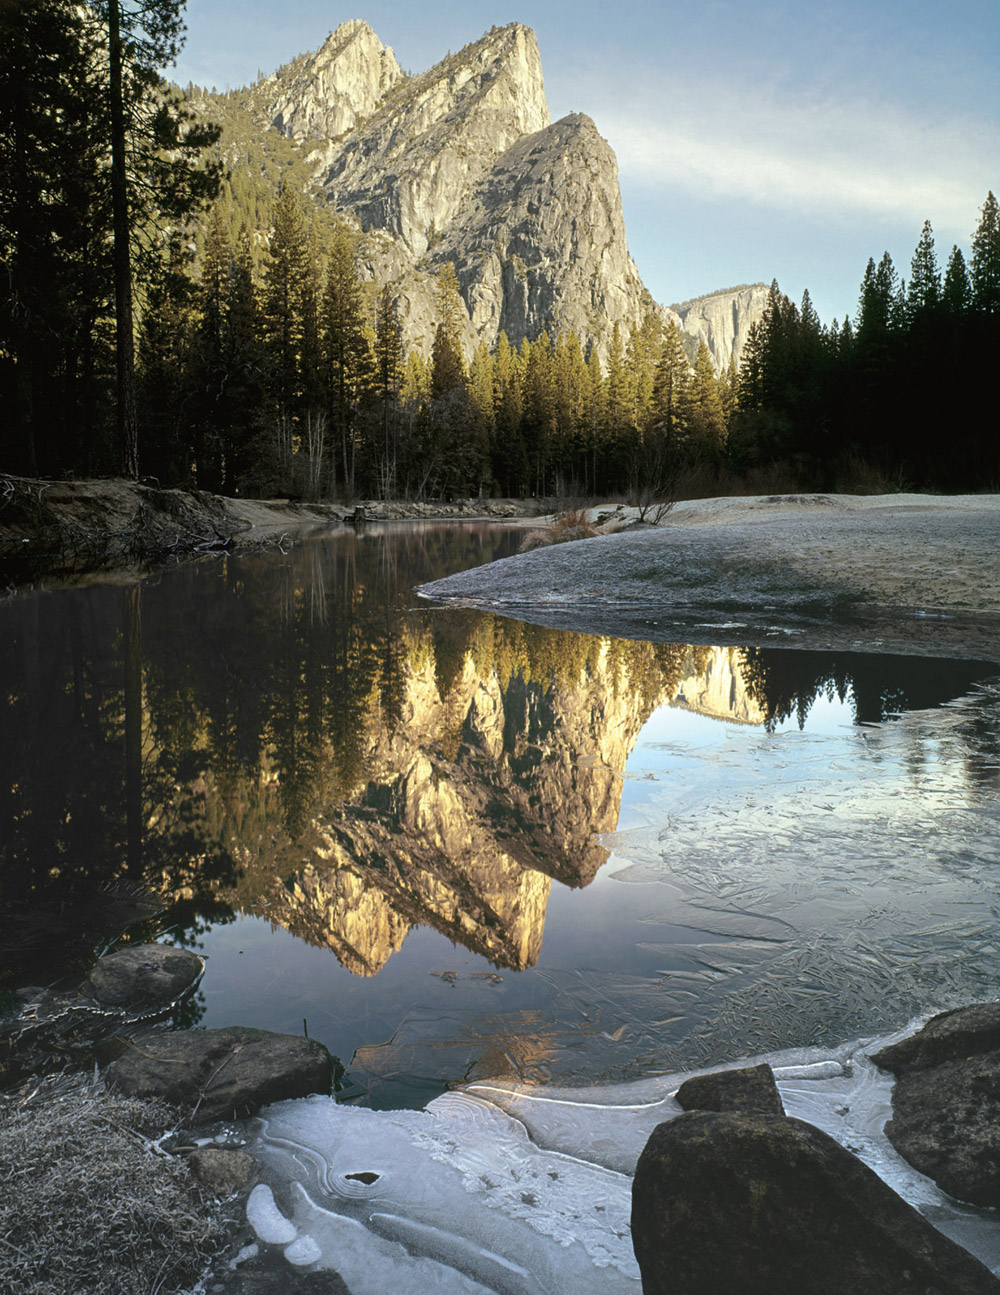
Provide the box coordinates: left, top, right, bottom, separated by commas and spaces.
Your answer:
2, 524, 999, 1104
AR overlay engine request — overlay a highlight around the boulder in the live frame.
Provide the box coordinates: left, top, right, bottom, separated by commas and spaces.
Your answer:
85, 944, 203, 1011
631, 1112, 1000, 1295
675, 1063, 784, 1115
106, 1026, 336, 1124
871, 1002, 1000, 1074
872, 1004, 1000, 1207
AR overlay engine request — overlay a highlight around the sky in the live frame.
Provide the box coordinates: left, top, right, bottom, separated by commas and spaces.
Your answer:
173, 0, 999, 325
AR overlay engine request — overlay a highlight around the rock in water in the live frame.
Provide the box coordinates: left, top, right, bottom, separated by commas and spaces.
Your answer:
106, 1025, 336, 1123
630, 1112, 1000, 1295
675, 1062, 784, 1115
872, 1002, 1000, 1073
85, 943, 203, 1010
872, 1003, 1000, 1207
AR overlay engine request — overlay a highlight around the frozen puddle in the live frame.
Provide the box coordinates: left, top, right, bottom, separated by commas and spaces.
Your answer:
246, 1029, 1000, 1292
247, 1089, 638, 1293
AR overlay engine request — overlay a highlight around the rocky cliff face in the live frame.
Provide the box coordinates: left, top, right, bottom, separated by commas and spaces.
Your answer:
437, 113, 656, 353
674, 647, 765, 725
245, 21, 763, 367
675, 286, 770, 368
258, 20, 403, 142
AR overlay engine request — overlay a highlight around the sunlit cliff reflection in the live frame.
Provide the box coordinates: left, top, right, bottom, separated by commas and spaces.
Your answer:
2, 525, 997, 993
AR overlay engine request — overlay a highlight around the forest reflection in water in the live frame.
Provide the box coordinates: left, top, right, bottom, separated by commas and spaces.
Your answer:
2, 523, 999, 1105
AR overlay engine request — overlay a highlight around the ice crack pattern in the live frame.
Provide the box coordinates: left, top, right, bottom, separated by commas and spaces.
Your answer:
598, 677, 1000, 1069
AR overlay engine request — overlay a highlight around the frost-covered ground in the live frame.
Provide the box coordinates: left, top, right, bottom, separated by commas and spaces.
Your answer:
418, 494, 1000, 663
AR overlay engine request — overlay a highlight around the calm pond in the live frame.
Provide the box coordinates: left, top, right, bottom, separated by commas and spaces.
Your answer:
3, 522, 999, 1108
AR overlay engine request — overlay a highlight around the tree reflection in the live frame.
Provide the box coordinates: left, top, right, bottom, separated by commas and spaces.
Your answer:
2, 525, 997, 990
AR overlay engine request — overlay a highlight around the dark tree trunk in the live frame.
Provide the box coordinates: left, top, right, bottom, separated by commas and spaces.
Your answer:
108, 0, 138, 479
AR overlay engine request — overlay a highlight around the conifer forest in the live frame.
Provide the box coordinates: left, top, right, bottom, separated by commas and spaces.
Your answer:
3, 0, 998, 499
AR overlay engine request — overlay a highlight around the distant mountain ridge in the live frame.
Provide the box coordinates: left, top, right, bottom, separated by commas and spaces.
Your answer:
200, 20, 765, 367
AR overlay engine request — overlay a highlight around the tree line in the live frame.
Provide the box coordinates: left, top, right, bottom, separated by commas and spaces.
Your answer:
3, 0, 996, 497
135, 181, 741, 501
733, 197, 1000, 489
1, 0, 220, 480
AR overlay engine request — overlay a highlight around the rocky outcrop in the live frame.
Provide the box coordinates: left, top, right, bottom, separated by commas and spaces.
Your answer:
437, 113, 657, 356
631, 1112, 1000, 1295
106, 1025, 337, 1124
675, 285, 770, 369
313, 24, 549, 259
238, 22, 763, 367
1, 943, 203, 1086
85, 944, 203, 1011
259, 20, 403, 142
872, 1003, 1000, 1207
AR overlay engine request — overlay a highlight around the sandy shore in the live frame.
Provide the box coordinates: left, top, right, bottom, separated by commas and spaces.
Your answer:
419, 493, 1000, 663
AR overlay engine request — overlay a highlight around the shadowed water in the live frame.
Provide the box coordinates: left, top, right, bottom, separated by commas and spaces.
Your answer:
2, 523, 999, 1110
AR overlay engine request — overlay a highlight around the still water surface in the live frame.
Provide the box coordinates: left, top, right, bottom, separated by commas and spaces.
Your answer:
2, 523, 999, 1107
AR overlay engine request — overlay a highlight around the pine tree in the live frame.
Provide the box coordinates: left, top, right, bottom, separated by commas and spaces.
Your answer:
373, 285, 403, 498
88, 0, 221, 477
491, 331, 525, 494
321, 222, 371, 496
0, 0, 108, 474
942, 245, 973, 314
971, 191, 1000, 313
430, 263, 468, 397
651, 321, 691, 447
907, 220, 941, 318
262, 185, 309, 417
687, 341, 726, 457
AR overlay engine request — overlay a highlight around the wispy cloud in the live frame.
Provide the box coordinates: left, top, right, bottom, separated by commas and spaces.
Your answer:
561, 72, 993, 238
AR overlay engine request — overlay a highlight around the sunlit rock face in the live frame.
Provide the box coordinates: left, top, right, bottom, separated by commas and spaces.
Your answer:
258, 20, 404, 142
674, 646, 766, 725
675, 285, 771, 369
314, 23, 550, 258
269, 644, 666, 972
253, 21, 763, 366
437, 113, 658, 357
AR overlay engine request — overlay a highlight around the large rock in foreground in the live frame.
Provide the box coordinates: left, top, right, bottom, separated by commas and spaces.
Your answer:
107, 1026, 336, 1124
631, 1112, 1000, 1295
872, 1003, 1000, 1207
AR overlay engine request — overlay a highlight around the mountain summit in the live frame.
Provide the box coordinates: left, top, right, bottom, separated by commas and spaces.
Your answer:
242, 21, 763, 364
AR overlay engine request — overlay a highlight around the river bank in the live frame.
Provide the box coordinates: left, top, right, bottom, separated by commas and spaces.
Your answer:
0, 475, 536, 586
421, 492, 1000, 664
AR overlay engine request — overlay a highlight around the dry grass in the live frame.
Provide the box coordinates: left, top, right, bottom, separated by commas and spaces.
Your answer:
519, 507, 600, 552
0, 1073, 226, 1295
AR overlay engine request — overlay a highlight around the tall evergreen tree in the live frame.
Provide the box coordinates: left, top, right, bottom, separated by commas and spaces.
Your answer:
907, 220, 941, 318
687, 341, 726, 458
1, 0, 108, 474
88, 0, 220, 478
430, 263, 468, 398
942, 245, 973, 314
971, 191, 1000, 314
373, 285, 403, 498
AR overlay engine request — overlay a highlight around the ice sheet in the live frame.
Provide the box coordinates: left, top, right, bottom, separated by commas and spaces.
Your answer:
246, 1026, 1000, 1290
248, 1092, 640, 1293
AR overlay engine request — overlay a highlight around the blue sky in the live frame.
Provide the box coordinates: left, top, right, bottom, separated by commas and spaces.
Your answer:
174, 1, 999, 326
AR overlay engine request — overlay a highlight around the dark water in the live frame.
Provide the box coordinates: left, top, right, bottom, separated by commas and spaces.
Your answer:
3, 523, 999, 1106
